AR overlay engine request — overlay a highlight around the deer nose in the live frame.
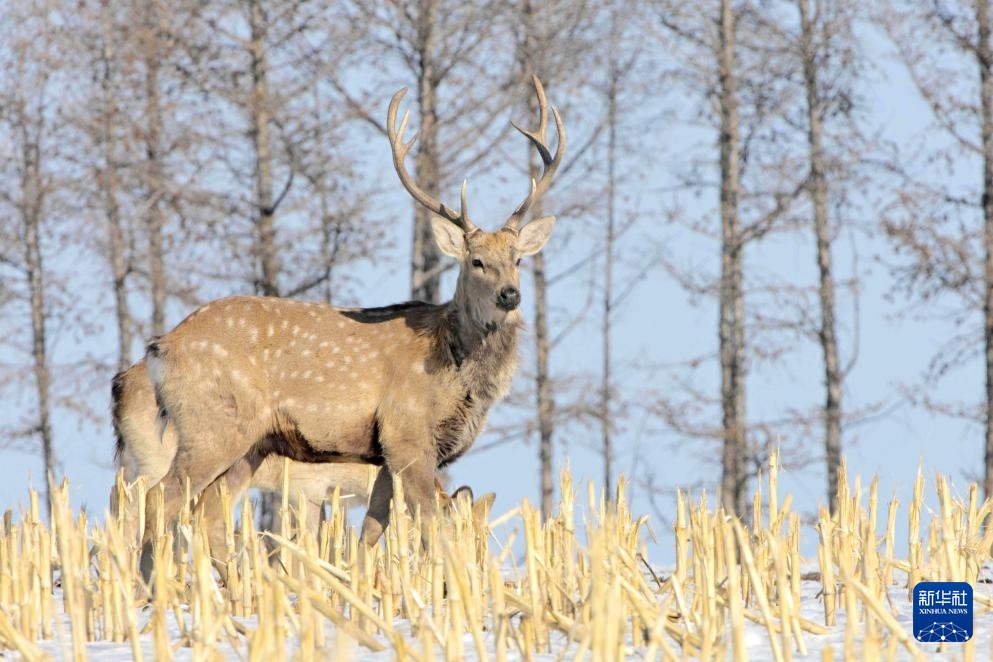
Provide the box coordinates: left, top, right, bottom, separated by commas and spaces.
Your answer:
497, 287, 521, 311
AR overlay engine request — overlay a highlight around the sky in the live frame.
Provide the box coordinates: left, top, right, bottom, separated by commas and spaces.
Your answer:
0, 17, 984, 564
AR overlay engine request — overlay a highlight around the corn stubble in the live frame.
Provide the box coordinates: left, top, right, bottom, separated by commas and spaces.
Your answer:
0, 455, 989, 660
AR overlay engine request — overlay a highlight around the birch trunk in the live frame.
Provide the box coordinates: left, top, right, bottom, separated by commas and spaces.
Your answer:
977, 0, 993, 499
99, 6, 132, 372
799, 0, 842, 511
249, 0, 279, 297
142, 1, 167, 336
411, 0, 443, 304
717, 0, 747, 517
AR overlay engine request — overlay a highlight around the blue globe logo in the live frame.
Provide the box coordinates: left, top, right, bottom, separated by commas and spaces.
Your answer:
916, 622, 971, 643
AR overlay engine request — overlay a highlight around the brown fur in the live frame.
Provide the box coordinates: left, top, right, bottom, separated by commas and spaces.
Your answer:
110, 361, 379, 548
112, 360, 493, 562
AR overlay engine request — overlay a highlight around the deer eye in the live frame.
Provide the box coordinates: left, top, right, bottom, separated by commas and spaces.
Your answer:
515, 258, 522, 266
471, 258, 485, 270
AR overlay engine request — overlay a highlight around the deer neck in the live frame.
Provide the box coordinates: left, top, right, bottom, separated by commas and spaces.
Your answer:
445, 299, 521, 372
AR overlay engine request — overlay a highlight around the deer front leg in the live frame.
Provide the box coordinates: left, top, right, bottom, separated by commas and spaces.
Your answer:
359, 446, 437, 546
359, 466, 393, 545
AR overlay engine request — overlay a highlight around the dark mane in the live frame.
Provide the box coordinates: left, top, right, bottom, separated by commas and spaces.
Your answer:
340, 300, 436, 322
111, 370, 126, 465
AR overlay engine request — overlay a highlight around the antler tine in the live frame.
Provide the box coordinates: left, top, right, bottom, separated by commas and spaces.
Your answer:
460, 179, 470, 221
504, 75, 567, 231
387, 88, 477, 232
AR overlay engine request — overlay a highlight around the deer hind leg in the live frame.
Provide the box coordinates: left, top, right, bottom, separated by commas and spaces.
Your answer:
139, 348, 270, 582
139, 429, 261, 583
195, 455, 260, 581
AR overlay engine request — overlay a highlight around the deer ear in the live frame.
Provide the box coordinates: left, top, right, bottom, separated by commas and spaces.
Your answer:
431, 217, 465, 258
473, 492, 496, 522
451, 485, 474, 502
516, 216, 556, 256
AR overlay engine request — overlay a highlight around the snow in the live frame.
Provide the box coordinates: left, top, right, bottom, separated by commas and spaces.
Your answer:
28, 578, 993, 659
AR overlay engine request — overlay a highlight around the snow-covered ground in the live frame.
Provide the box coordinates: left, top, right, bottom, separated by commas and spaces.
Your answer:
27, 578, 993, 660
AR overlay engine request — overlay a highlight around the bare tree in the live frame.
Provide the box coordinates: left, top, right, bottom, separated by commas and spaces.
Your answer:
796, 0, 852, 510
982, 0, 993, 500
0, 1, 66, 510
516, 0, 602, 517
91, 1, 134, 373
599, 4, 639, 501
651, 0, 811, 516
715, 0, 748, 516
136, 0, 170, 336
601, 28, 619, 501
880, 0, 993, 497
518, 0, 558, 520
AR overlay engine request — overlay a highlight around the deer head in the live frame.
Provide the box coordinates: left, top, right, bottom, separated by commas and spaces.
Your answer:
387, 75, 566, 329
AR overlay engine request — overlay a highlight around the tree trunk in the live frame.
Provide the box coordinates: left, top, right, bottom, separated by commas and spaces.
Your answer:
799, 0, 842, 512
518, 0, 556, 518
249, 0, 279, 297
99, 8, 132, 373
249, 0, 278, 525
22, 149, 54, 513
717, 0, 747, 517
533, 222, 555, 518
602, 17, 619, 502
143, 1, 167, 336
977, 0, 993, 500
311, 88, 339, 306
411, 0, 443, 304
319, 212, 341, 306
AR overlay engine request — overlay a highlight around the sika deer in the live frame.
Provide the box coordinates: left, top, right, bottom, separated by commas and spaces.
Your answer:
138, 76, 564, 580
111, 360, 493, 554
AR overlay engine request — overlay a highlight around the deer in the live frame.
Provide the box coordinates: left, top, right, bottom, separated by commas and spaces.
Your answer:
110, 360, 494, 556
138, 75, 565, 581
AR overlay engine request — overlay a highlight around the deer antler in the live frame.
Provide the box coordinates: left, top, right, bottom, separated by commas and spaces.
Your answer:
504, 75, 567, 231
387, 89, 477, 233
